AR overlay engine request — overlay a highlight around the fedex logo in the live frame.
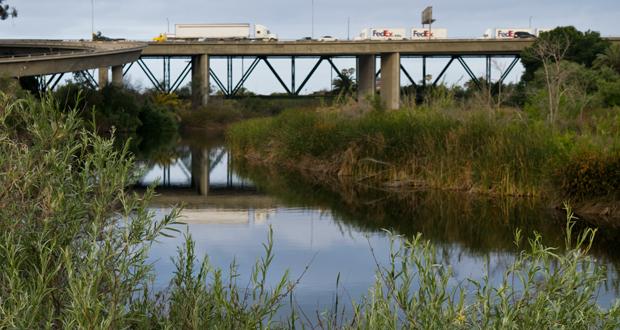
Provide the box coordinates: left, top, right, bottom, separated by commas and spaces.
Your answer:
372, 30, 394, 37
412, 30, 433, 38
497, 30, 515, 38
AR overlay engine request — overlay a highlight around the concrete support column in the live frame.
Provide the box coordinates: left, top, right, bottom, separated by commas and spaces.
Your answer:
98, 66, 109, 88
192, 54, 210, 107
380, 52, 400, 110
111, 65, 123, 87
356, 54, 376, 102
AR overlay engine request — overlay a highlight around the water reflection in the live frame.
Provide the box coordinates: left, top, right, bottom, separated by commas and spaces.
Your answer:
134, 134, 620, 314
137, 145, 253, 194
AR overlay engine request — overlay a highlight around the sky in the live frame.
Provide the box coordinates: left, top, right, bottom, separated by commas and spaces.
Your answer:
2, 0, 619, 94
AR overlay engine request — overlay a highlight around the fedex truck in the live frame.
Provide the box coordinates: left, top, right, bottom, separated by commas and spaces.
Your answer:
356, 28, 407, 40
410, 28, 448, 40
154, 23, 278, 41
483, 28, 535, 39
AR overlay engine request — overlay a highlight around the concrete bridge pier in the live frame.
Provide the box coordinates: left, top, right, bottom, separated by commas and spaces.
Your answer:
192, 54, 210, 107
98, 66, 109, 88
356, 54, 376, 102
111, 65, 123, 87
380, 52, 400, 110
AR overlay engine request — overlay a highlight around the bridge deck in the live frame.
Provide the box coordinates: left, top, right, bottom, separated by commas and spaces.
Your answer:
1, 37, 619, 82
142, 39, 538, 57
0, 40, 146, 77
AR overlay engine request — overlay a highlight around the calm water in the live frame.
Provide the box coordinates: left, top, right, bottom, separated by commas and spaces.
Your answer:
137, 133, 620, 314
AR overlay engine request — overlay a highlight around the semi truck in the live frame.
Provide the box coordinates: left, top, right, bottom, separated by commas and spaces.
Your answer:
410, 28, 448, 40
483, 28, 536, 39
154, 23, 278, 42
356, 28, 407, 40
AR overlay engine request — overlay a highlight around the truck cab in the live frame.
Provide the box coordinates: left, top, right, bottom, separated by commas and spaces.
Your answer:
255, 25, 278, 41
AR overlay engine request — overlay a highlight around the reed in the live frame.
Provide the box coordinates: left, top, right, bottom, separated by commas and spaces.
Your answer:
228, 106, 595, 197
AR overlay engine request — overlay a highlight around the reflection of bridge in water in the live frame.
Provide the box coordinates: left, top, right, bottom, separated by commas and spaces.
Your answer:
136, 146, 279, 226
137, 146, 254, 195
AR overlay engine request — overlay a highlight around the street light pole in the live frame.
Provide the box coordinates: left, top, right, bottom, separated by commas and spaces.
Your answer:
91, 0, 94, 38
311, 0, 315, 38
347, 16, 350, 40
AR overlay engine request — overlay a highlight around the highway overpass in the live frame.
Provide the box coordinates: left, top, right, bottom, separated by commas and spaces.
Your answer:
2, 38, 619, 109
0, 39, 145, 88
142, 38, 537, 56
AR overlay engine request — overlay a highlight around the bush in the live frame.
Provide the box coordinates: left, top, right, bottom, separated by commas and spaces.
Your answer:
559, 150, 620, 199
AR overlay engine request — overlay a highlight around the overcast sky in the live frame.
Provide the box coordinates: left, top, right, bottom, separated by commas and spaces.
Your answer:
3, 0, 619, 39
2, 0, 619, 93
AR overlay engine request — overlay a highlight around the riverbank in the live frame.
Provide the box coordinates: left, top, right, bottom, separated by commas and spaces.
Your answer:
227, 105, 620, 219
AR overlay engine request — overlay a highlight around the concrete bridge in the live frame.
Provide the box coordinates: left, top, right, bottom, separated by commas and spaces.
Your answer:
2, 38, 619, 109
0, 39, 145, 89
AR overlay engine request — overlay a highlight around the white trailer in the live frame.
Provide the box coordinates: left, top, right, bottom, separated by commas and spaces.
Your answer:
410, 28, 448, 40
356, 28, 407, 40
483, 28, 535, 39
160, 23, 277, 41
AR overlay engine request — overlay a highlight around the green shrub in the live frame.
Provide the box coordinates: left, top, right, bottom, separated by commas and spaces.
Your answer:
599, 80, 620, 107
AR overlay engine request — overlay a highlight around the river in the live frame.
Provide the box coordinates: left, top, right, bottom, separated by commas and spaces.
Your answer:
135, 132, 620, 316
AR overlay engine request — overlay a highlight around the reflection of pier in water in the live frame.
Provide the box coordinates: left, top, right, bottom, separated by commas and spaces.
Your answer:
137, 146, 254, 195
136, 146, 279, 224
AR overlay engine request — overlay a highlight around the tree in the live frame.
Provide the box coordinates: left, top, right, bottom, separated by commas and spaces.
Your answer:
0, 0, 16, 20
331, 68, 356, 97
528, 34, 572, 123
521, 26, 610, 81
593, 44, 620, 74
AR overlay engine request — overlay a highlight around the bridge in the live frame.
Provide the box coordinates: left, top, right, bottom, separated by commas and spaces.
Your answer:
0, 39, 145, 90
2, 38, 619, 109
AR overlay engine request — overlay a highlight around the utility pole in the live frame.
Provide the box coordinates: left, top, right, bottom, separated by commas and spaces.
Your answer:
529, 16, 533, 29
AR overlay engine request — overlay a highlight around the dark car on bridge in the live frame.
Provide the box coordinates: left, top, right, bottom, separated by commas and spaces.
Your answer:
514, 31, 536, 39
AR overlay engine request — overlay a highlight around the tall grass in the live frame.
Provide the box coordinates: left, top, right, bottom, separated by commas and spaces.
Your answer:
1, 93, 618, 328
342, 216, 620, 329
0, 94, 293, 328
229, 108, 556, 196
228, 105, 620, 200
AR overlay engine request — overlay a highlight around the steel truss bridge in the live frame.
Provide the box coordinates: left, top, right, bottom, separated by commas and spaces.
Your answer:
3, 38, 620, 109
132, 53, 520, 97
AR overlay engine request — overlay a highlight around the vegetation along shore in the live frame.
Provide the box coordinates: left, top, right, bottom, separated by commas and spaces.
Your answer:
228, 27, 620, 219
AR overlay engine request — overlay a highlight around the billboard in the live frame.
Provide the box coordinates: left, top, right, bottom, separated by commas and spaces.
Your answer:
421, 6, 435, 25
